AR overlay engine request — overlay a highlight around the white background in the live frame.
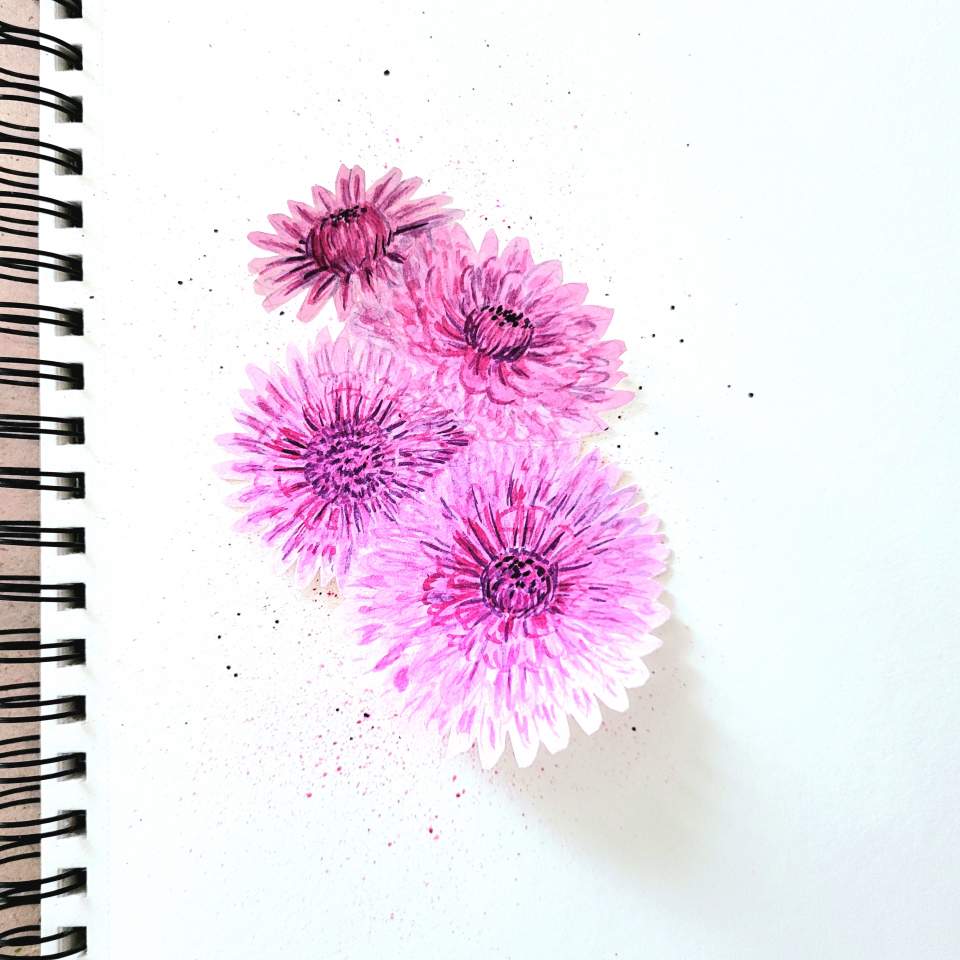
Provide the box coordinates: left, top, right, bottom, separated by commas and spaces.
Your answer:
39, 0, 960, 957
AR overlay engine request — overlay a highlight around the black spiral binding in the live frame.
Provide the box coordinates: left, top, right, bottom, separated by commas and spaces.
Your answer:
0, 9, 85, 958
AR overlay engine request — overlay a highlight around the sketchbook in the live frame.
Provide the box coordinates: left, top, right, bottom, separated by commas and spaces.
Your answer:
2, 1, 958, 958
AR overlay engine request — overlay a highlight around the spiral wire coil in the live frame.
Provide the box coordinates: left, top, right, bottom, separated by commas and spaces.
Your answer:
0, 4, 85, 956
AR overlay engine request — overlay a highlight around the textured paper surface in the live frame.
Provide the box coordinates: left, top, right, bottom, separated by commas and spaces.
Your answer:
41, 1, 960, 957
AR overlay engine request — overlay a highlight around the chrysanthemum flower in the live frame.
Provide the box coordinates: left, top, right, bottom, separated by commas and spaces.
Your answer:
218, 329, 470, 584
248, 165, 460, 322
351, 225, 633, 439
351, 443, 668, 768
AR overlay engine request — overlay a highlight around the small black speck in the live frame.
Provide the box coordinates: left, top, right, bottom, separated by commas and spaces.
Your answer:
631, 726, 637, 732
616, 444, 621, 448
384, 69, 390, 76
213, 228, 219, 233
651, 333, 656, 338
226, 664, 231, 670
177, 280, 183, 285
748, 392, 755, 398
233, 672, 238, 678
654, 431, 659, 436
637, 385, 643, 391
274, 619, 279, 624
236, 612, 241, 616
670, 305, 675, 310
363, 712, 371, 718
679, 338, 684, 343
335, 707, 340, 713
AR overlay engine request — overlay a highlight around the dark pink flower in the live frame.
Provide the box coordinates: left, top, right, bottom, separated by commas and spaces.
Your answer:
249, 165, 460, 322
218, 329, 470, 584
351, 225, 633, 439
351, 443, 668, 768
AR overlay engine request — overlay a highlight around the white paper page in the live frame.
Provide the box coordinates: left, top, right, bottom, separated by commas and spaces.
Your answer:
40, 0, 960, 957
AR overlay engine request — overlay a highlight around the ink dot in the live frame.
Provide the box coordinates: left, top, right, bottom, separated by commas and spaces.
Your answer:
384, 69, 391, 76
748, 392, 755, 398
177, 280, 183, 285
670, 305, 675, 310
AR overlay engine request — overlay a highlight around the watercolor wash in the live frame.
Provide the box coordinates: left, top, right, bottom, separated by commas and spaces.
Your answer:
222, 164, 669, 768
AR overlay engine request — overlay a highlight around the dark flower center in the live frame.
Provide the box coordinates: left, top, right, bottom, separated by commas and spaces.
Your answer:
308, 205, 392, 276
480, 549, 557, 616
303, 421, 388, 503
464, 305, 534, 362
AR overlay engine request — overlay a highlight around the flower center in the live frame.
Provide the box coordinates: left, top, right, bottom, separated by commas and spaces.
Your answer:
480, 549, 557, 616
308, 205, 392, 276
463, 305, 534, 362
303, 421, 388, 503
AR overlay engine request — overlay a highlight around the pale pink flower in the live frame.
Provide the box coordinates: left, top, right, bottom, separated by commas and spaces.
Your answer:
218, 329, 470, 584
249, 165, 460, 322
351, 443, 668, 768
351, 225, 633, 439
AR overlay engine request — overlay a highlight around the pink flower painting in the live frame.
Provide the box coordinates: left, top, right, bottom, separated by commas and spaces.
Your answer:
230, 164, 671, 766
351, 225, 633, 439
249, 165, 460, 322
219, 329, 470, 584
351, 444, 669, 768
